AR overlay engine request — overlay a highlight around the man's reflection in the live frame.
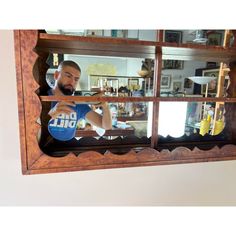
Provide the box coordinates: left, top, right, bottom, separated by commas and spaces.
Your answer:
48, 60, 112, 141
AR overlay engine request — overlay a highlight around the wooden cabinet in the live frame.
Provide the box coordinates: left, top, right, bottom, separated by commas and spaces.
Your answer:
14, 30, 236, 175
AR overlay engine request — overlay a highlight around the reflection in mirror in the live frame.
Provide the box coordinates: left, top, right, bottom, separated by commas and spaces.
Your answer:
158, 102, 225, 138
40, 101, 153, 157
45, 29, 157, 41
45, 54, 154, 97
46, 68, 56, 88
164, 30, 225, 46
75, 102, 152, 140
41, 55, 154, 156
160, 59, 229, 98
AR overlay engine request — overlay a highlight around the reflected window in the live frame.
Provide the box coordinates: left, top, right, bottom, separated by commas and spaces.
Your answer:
159, 102, 188, 137
158, 102, 226, 138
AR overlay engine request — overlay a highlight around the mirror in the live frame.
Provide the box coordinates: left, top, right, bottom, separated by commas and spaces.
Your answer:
160, 59, 229, 98
46, 54, 154, 97
75, 102, 152, 140
158, 102, 226, 138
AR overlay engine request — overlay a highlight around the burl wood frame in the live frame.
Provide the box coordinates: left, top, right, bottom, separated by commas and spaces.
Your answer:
14, 30, 236, 175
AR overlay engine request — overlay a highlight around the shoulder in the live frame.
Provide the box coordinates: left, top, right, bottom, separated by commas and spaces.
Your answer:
75, 104, 92, 119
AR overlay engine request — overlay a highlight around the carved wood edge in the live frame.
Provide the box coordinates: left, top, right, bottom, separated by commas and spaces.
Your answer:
28, 156, 236, 175
20, 30, 44, 168
28, 144, 236, 174
14, 30, 28, 174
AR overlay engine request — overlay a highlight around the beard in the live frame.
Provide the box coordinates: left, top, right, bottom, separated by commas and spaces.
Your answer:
58, 82, 75, 95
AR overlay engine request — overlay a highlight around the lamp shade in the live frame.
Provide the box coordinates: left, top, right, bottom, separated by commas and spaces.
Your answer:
188, 76, 216, 85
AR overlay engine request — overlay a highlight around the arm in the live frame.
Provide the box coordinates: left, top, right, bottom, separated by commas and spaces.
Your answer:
48, 101, 76, 119
85, 102, 112, 130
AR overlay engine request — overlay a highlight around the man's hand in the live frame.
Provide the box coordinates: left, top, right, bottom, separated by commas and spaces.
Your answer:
48, 101, 76, 119
100, 102, 109, 110
91, 91, 105, 108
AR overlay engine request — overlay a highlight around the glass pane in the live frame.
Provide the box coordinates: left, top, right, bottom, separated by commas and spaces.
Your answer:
40, 102, 153, 157
59, 54, 154, 97
164, 30, 225, 46
157, 102, 231, 151
158, 102, 227, 138
75, 102, 152, 140
160, 59, 229, 98
45, 55, 153, 97
45, 29, 157, 41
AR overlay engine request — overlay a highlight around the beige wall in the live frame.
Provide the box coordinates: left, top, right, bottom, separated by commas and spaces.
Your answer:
1, 30, 236, 206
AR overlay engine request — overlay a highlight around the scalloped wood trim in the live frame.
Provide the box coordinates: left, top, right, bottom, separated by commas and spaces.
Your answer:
29, 153, 236, 175
29, 144, 236, 172
19, 31, 44, 167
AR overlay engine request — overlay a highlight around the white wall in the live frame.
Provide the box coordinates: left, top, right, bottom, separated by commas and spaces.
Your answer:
1, 30, 236, 206
126, 58, 143, 76
161, 60, 206, 93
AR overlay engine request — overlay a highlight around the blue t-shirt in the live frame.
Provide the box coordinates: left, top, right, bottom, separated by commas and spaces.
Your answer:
48, 91, 91, 141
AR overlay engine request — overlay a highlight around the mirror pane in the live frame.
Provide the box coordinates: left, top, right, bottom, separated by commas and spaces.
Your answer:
158, 101, 226, 138
46, 29, 157, 41
75, 102, 153, 140
45, 54, 154, 97
160, 59, 229, 98
164, 30, 225, 46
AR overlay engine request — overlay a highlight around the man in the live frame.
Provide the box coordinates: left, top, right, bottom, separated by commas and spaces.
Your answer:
48, 60, 112, 141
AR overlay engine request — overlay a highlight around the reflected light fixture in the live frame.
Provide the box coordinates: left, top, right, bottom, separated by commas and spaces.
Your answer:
188, 76, 217, 134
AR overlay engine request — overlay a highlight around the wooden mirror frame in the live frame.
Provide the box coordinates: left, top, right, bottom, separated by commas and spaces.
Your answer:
14, 30, 236, 175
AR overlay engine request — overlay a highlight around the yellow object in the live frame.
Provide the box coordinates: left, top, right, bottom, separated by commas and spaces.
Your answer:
199, 119, 210, 136
207, 114, 211, 122
213, 119, 224, 135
